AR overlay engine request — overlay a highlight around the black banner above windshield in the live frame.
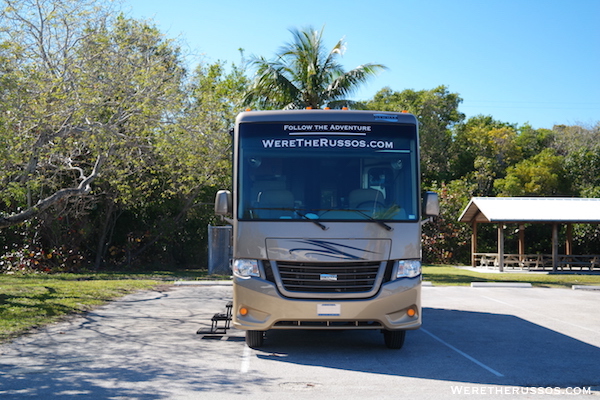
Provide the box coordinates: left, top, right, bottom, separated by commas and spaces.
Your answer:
241, 122, 414, 153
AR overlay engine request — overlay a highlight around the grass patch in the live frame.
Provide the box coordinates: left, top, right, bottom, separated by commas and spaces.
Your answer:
0, 274, 161, 343
423, 265, 600, 288
0, 268, 232, 343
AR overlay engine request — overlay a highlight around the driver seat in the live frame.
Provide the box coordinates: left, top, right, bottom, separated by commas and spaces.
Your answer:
256, 190, 294, 218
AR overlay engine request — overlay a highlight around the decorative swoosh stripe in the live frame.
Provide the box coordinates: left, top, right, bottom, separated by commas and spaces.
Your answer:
288, 239, 377, 261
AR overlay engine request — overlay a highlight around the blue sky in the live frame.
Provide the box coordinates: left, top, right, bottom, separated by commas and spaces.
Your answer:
124, 0, 599, 129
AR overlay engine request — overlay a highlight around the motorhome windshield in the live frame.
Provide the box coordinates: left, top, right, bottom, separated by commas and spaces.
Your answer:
237, 121, 419, 222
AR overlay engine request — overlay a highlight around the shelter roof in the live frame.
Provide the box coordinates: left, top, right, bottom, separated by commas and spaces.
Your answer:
458, 197, 600, 224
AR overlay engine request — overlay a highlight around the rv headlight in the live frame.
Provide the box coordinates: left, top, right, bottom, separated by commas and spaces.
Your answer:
395, 260, 421, 279
232, 259, 260, 278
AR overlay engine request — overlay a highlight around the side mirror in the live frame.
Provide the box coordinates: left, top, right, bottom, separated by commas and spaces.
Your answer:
423, 191, 439, 217
214, 190, 232, 216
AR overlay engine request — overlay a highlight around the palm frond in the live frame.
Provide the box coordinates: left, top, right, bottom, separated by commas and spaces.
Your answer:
243, 56, 300, 109
243, 26, 386, 110
325, 63, 387, 101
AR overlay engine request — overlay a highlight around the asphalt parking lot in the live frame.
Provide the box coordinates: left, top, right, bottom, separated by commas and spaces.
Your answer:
1, 283, 599, 399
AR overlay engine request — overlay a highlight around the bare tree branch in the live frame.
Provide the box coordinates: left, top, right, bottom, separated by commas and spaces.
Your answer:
0, 154, 106, 229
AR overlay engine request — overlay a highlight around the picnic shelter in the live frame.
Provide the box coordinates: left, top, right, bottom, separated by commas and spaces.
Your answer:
458, 197, 600, 272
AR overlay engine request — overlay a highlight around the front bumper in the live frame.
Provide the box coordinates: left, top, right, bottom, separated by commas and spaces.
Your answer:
232, 276, 421, 331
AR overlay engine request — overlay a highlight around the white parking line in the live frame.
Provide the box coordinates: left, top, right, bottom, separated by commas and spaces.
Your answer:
240, 344, 252, 373
421, 328, 504, 377
481, 295, 600, 335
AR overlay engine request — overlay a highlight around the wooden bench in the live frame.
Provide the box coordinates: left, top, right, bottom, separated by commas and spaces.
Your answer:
558, 255, 600, 271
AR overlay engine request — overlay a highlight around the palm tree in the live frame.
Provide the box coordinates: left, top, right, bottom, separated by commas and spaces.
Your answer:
244, 26, 387, 110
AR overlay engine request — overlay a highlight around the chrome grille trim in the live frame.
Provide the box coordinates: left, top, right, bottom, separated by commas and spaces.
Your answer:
272, 260, 386, 299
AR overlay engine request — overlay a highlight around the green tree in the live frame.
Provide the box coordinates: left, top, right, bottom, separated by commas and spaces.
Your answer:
564, 147, 600, 197
550, 123, 600, 195
422, 178, 476, 264
136, 61, 248, 266
74, 15, 187, 268
0, 0, 196, 270
515, 124, 555, 160
552, 123, 600, 155
0, 0, 119, 228
494, 148, 569, 196
362, 85, 464, 183
450, 116, 522, 195
0, 4, 186, 227
550, 124, 600, 255
243, 26, 386, 109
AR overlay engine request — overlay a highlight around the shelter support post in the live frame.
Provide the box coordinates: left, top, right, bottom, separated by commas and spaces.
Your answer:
518, 224, 525, 265
552, 223, 559, 272
471, 222, 478, 268
566, 224, 573, 256
498, 224, 504, 272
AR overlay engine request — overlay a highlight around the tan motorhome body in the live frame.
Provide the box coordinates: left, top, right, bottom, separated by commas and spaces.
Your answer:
216, 109, 438, 349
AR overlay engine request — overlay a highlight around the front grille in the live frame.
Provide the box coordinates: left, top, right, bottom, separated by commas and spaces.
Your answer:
275, 261, 381, 293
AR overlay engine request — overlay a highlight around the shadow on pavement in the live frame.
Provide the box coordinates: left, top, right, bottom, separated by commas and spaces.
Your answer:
257, 307, 600, 388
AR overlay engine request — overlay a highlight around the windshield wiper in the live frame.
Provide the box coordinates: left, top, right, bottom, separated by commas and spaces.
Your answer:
294, 209, 329, 231
317, 208, 394, 231
349, 209, 394, 231
251, 207, 328, 231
